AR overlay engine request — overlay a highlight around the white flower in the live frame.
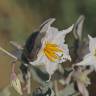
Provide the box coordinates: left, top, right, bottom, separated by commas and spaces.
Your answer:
74, 67, 92, 96
30, 18, 74, 75
64, 67, 92, 96
76, 35, 96, 70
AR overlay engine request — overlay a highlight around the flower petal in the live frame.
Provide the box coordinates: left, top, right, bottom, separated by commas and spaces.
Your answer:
45, 62, 58, 75
52, 25, 74, 44
58, 44, 71, 63
76, 53, 96, 67
60, 24, 74, 36
40, 18, 56, 33
77, 82, 89, 96
88, 35, 96, 54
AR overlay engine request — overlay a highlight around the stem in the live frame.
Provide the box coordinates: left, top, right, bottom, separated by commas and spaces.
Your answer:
11, 61, 17, 73
0, 47, 17, 60
10, 41, 23, 50
54, 80, 59, 96
27, 71, 31, 95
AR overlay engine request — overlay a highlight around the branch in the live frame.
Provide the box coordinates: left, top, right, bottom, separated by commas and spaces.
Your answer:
0, 46, 18, 60
54, 80, 59, 96
10, 41, 23, 50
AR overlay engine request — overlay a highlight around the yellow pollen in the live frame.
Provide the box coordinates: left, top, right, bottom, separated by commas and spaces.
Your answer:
44, 42, 63, 62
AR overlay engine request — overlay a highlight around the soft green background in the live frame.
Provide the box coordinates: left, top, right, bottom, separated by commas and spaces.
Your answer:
0, 0, 96, 95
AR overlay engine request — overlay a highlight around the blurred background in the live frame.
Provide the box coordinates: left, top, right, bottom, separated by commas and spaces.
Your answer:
0, 0, 96, 95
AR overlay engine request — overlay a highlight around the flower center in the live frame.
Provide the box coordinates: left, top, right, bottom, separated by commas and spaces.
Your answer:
43, 42, 63, 62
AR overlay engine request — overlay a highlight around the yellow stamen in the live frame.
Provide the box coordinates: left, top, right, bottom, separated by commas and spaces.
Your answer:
44, 42, 63, 62
46, 42, 63, 52
46, 43, 58, 47
47, 46, 63, 52
44, 50, 56, 62
44, 48, 59, 59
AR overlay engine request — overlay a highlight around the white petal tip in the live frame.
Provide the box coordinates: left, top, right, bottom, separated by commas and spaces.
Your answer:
63, 24, 74, 34
75, 62, 90, 66
44, 18, 56, 26
88, 34, 93, 40
29, 62, 35, 65
40, 18, 56, 33
29, 61, 42, 66
67, 24, 74, 31
75, 62, 85, 66
48, 18, 56, 24
41, 18, 55, 27
71, 24, 74, 28
67, 56, 72, 61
